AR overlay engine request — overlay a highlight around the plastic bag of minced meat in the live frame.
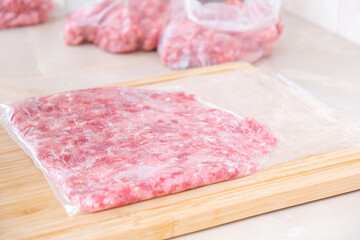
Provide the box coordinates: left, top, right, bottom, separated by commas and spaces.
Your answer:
63, 0, 170, 53
1, 69, 360, 216
158, 0, 284, 69
0, 0, 54, 29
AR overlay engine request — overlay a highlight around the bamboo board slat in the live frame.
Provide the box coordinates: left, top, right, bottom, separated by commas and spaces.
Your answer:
1, 62, 359, 240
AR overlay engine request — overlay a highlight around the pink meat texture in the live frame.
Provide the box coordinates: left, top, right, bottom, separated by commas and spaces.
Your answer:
0, 0, 53, 29
158, 0, 284, 69
63, 0, 170, 53
2, 87, 277, 212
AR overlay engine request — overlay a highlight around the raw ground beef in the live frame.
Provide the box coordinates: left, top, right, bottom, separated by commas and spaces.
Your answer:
63, 0, 170, 53
1, 87, 277, 212
0, 0, 53, 29
158, 0, 283, 69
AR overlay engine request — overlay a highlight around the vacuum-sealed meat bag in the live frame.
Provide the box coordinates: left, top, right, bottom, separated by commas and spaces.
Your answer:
0, 87, 277, 215
0, 0, 53, 29
158, 0, 283, 69
63, 0, 170, 53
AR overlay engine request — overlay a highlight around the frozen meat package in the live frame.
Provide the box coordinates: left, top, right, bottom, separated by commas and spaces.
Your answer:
1, 69, 359, 216
158, 0, 283, 69
63, 0, 170, 53
0, 0, 53, 29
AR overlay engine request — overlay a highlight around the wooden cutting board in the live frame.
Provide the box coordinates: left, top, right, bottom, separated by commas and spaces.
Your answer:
1, 62, 360, 240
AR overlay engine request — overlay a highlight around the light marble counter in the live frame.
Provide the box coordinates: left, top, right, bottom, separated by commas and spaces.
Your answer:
0, 11, 359, 240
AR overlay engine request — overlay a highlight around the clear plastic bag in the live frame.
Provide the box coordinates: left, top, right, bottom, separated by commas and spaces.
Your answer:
158, 0, 283, 69
63, 0, 170, 53
1, 69, 359, 216
0, 0, 54, 29
0, 87, 277, 215
145, 69, 360, 169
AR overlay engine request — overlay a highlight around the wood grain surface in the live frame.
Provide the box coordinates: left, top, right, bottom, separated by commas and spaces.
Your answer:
1, 62, 359, 240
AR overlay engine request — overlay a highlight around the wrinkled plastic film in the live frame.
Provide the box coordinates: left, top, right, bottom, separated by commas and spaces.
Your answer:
184, 0, 281, 32
158, 0, 283, 69
1, 69, 359, 216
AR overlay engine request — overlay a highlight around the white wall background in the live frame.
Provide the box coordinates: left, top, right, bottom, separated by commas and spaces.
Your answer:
282, 0, 360, 46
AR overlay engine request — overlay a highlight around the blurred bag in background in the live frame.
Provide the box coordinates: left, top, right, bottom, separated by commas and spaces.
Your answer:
63, 0, 170, 53
0, 0, 54, 29
158, 0, 283, 69
62, 0, 283, 69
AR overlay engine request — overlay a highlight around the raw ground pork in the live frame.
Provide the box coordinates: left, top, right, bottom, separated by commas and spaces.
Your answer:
63, 0, 170, 53
0, 0, 53, 29
158, 0, 283, 69
0, 87, 277, 213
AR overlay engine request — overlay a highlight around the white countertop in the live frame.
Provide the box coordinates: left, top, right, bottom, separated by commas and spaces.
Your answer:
0, 11, 359, 240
